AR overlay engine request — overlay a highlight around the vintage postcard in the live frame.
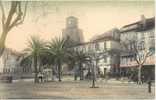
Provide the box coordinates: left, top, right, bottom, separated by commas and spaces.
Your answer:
0, 0, 155, 99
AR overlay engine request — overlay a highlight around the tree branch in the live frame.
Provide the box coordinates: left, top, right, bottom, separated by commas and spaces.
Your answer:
20, 1, 28, 23
0, 0, 6, 30
5, 2, 18, 31
141, 50, 153, 65
8, 1, 28, 32
0, 1, 27, 57
134, 54, 140, 65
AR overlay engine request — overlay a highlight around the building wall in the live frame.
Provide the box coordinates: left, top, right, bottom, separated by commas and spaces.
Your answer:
120, 16, 155, 74
0, 49, 21, 78
120, 28, 155, 67
0, 48, 33, 79
73, 39, 120, 75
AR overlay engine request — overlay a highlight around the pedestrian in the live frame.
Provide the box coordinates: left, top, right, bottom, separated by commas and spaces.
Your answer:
38, 72, 43, 83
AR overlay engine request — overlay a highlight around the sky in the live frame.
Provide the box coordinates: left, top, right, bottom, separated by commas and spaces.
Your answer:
0, 0, 154, 52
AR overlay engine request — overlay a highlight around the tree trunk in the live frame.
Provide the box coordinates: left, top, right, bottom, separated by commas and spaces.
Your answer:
138, 65, 142, 84
92, 76, 95, 88
51, 66, 54, 81
116, 65, 120, 80
91, 61, 96, 88
34, 54, 38, 83
58, 61, 62, 82
0, 31, 8, 57
38, 58, 41, 72
80, 63, 84, 80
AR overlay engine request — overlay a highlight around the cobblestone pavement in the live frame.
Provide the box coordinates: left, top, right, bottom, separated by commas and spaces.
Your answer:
0, 77, 155, 100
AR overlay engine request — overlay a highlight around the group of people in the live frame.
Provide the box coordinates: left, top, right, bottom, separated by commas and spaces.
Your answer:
37, 69, 53, 83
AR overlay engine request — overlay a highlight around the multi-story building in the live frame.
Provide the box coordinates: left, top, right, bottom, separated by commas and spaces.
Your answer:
0, 48, 32, 79
0, 48, 22, 79
120, 15, 155, 80
62, 16, 84, 47
91, 28, 121, 76
72, 28, 121, 76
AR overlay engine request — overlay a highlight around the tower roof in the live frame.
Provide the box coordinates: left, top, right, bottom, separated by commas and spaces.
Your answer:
66, 16, 78, 20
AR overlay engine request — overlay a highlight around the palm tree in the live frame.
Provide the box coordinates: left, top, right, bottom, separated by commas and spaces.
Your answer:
46, 37, 68, 82
41, 49, 56, 81
24, 36, 46, 83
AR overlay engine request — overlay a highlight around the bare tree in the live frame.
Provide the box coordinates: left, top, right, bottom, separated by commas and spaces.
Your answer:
121, 39, 154, 84
0, 1, 28, 57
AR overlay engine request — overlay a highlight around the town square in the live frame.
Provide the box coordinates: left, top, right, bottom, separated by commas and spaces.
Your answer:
0, 0, 155, 99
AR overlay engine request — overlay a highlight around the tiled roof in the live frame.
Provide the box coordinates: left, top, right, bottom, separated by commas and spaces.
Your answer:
90, 28, 120, 41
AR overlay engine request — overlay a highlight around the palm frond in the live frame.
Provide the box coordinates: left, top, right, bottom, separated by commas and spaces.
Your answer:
22, 35, 47, 64
46, 37, 69, 64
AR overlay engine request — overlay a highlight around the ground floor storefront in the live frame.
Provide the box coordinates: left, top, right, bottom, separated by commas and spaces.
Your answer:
118, 65, 155, 82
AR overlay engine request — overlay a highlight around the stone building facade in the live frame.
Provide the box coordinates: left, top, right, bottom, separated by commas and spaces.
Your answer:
72, 28, 121, 76
0, 48, 33, 79
90, 28, 121, 76
120, 15, 155, 80
0, 48, 22, 79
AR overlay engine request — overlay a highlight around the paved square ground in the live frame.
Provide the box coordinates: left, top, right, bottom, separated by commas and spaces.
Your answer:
0, 77, 155, 100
